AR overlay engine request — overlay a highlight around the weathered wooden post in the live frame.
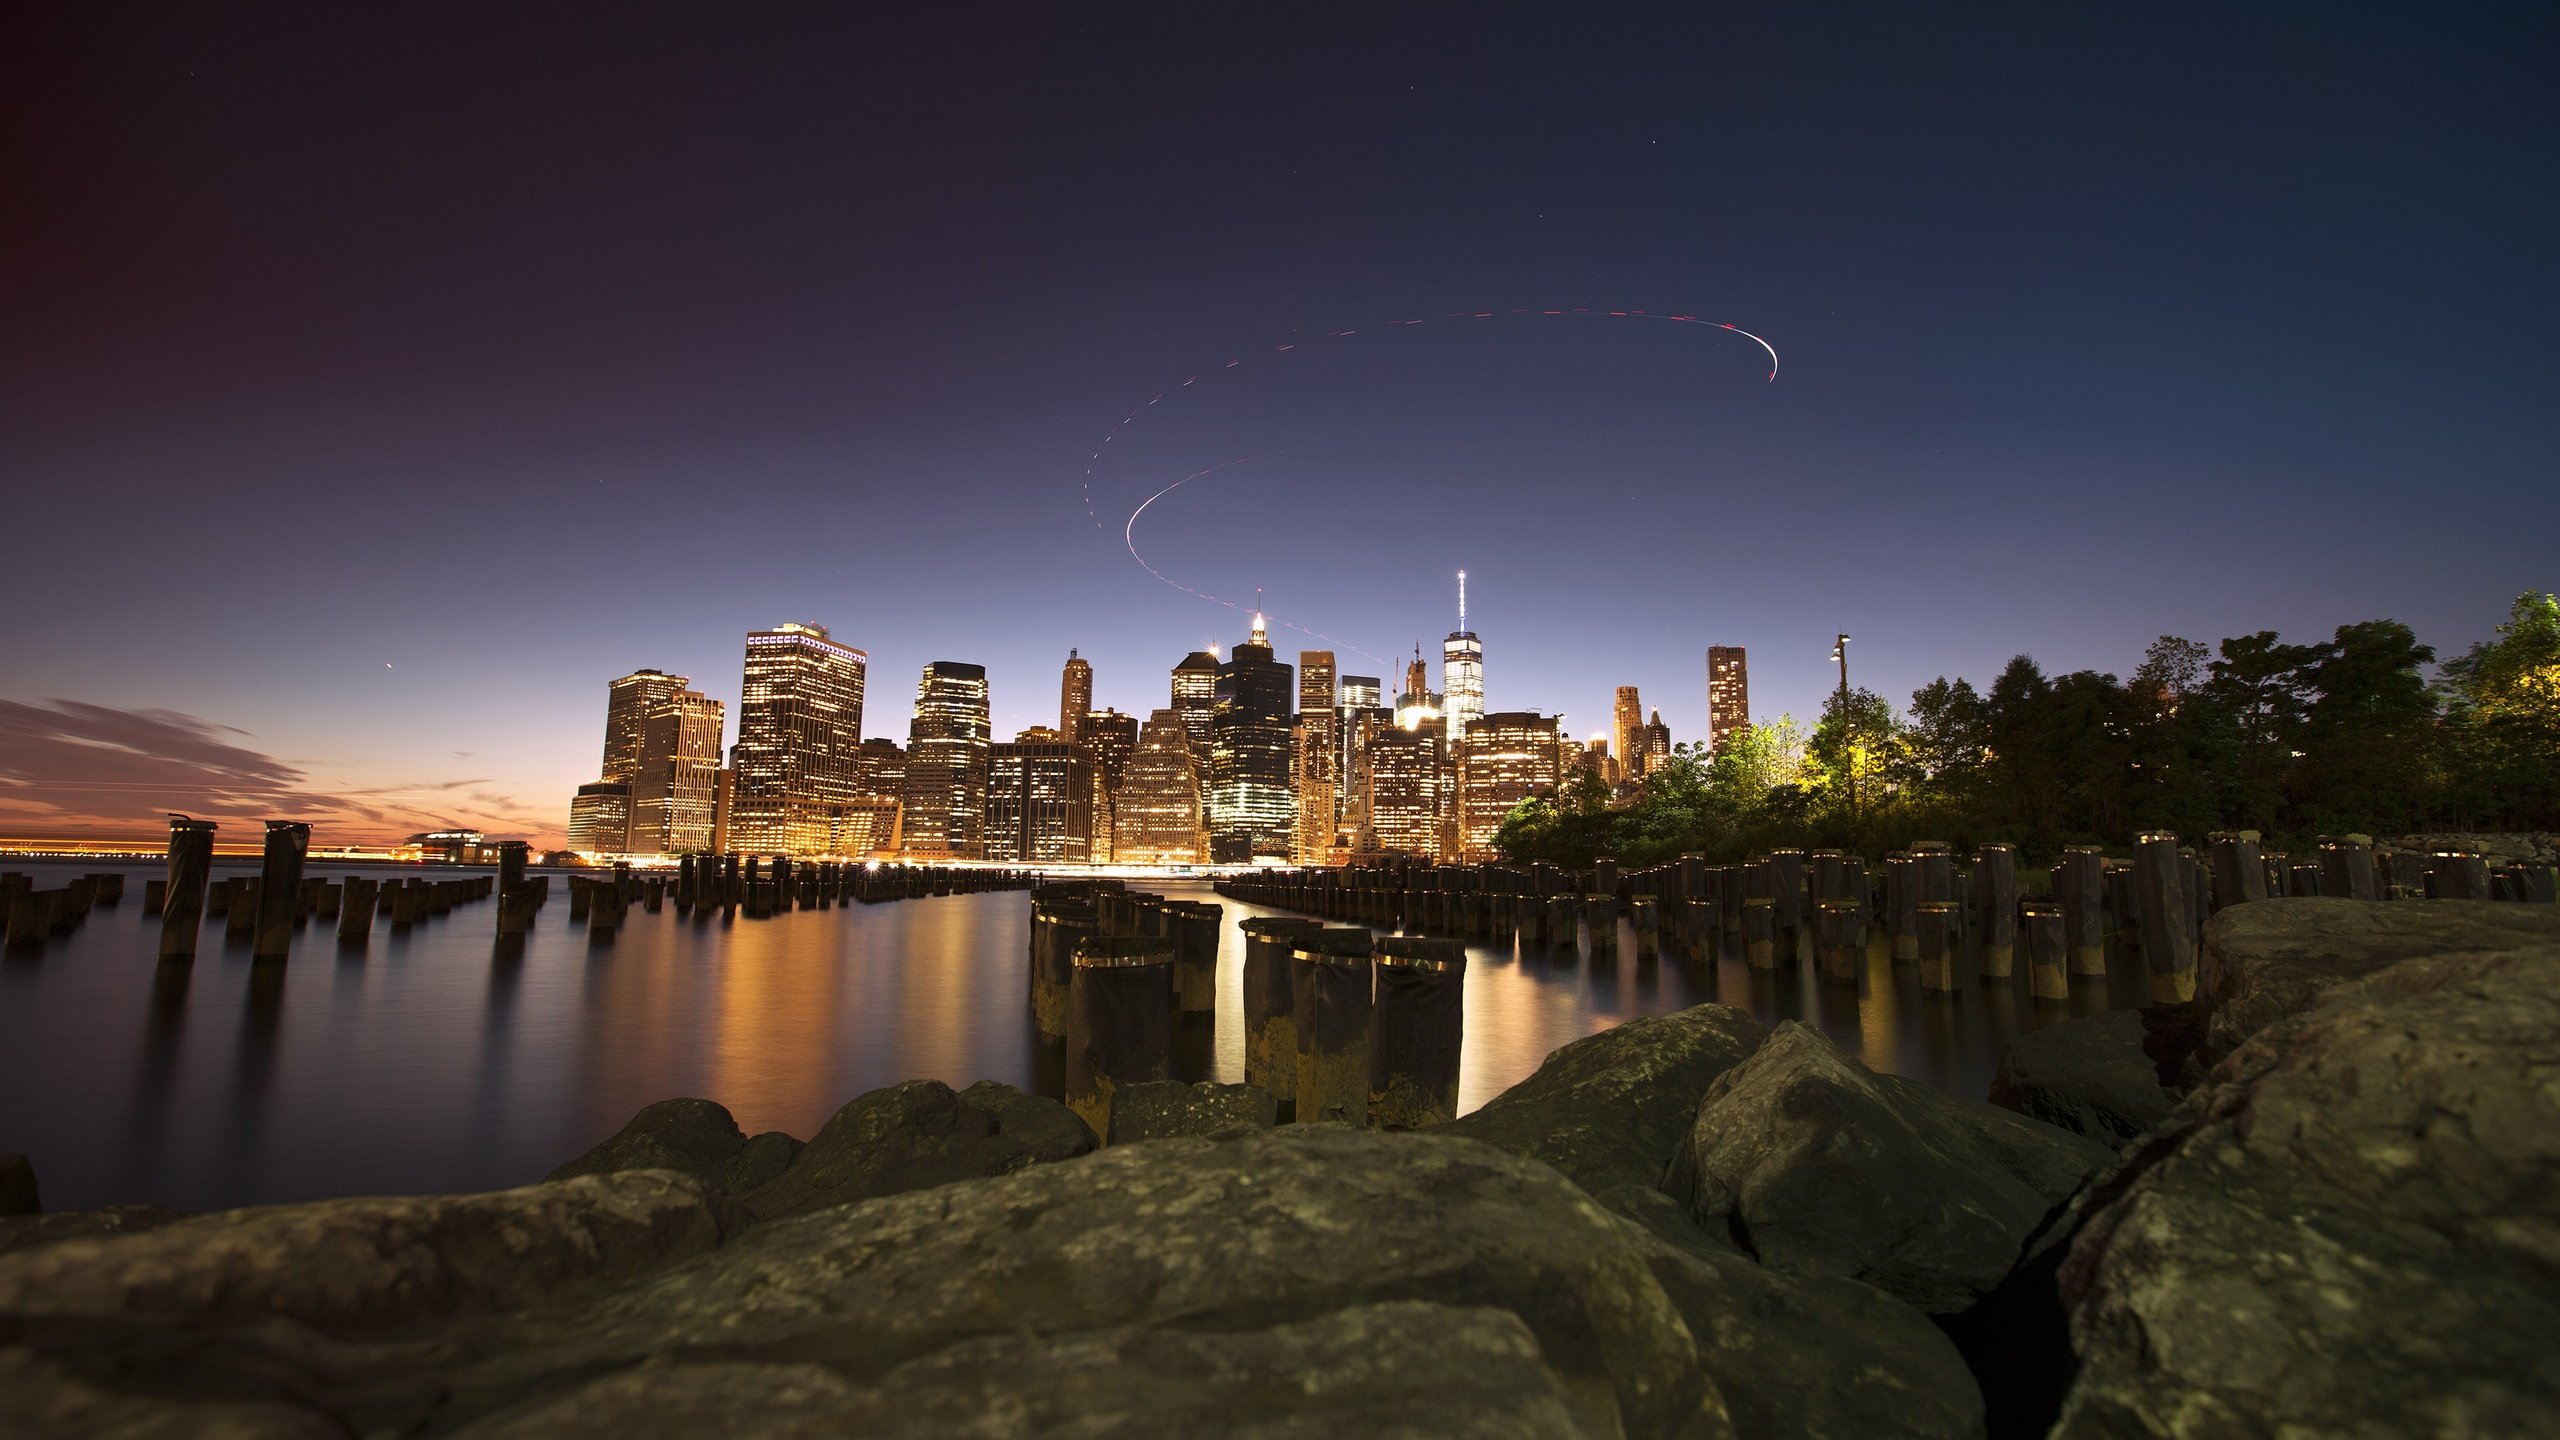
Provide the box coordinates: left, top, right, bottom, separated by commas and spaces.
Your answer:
1584, 893, 1618, 955
337, 876, 377, 942
1742, 896, 1776, 970
1917, 901, 1961, 993
1629, 895, 1661, 960
1241, 917, 1329, 1115
1815, 899, 1861, 981
2431, 850, 2490, 901
2022, 902, 2068, 1000
2207, 833, 2267, 912
1031, 899, 1098, 1040
1292, 928, 1376, 1126
1972, 844, 2017, 978
1066, 936, 1174, 1141
2058, 847, 2108, 975
159, 817, 217, 960
1165, 901, 1223, 1018
225, 879, 260, 940
2316, 837, 2377, 901
1368, 936, 1466, 1129
2134, 833, 2196, 1002
1766, 848, 1806, 961
1884, 853, 1919, 961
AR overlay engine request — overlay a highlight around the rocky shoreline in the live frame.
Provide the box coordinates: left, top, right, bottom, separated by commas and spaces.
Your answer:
4, 897, 2554, 1438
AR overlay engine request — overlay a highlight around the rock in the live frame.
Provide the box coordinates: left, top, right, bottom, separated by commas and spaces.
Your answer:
0, 1203, 191, 1258
0, 1154, 35, 1216
1604, 1183, 1985, 1440
2056, 940, 2560, 1437
1443, 1002, 1768, 1192
1988, 1008, 2173, 1146
740, 1079, 1094, 1222
0, 1170, 734, 1329
546, 1097, 802, 1194
447, 1303, 1591, 1439
0, 1349, 344, 1440
2201, 897, 2560, 1061
1104, 1080, 1276, 1143
380, 1129, 1734, 1439
1666, 1021, 2111, 1314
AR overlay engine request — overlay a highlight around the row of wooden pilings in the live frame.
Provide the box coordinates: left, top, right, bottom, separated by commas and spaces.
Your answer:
566, 856, 1040, 934
1027, 882, 1468, 1143
1215, 834, 2556, 1006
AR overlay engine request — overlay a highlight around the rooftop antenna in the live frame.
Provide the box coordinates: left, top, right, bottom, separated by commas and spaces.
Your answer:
1457, 569, 1467, 630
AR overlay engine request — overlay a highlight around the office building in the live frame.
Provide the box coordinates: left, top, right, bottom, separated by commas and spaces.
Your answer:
855, 737, 907, 802
1394, 648, 1442, 733
1113, 709, 1208, 864
1171, 649, 1220, 814
1586, 735, 1617, 786
1364, 718, 1445, 860
600, 670, 685, 785
1211, 616, 1295, 863
1441, 571, 1483, 749
1336, 673, 1381, 811
1458, 711, 1561, 860
1295, 651, 1337, 865
1641, 709, 1672, 773
630, 687, 725, 854
985, 741, 1096, 864
902, 661, 992, 858
1058, 650, 1092, 744
827, 796, 901, 857
1079, 708, 1139, 791
710, 766, 735, 853
567, 781, 634, 856
1707, 646, 1750, 753
1612, 686, 1645, 780
730, 623, 868, 855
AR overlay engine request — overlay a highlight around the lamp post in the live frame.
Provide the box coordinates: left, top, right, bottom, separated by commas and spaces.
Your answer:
1831, 634, 1854, 821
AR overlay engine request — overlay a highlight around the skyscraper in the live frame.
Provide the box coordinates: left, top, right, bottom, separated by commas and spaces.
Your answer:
1171, 649, 1220, 816
1112, 709, 1207, 864
1613, 686, 1645, 780
601, 670, 685, 785
984, 741, 1096, 864
1707, 646, 1750, 753
1395, 647, 1442, 733
1211, 615, 1295, 863
1441, 571, 1483, 749
630, 687, 725, 854
730, 624, 867, 855
567, 781, 633, 855
902, 661, 991, 858
1295, 651, 1337, 865
1641, 708, 1672, 773
1458, 711, 1560, 860
1336, 673, 1382, 815
1058, 650, 1092, 744
1364, 720, 1444, 860
1078, 708, 1139, 791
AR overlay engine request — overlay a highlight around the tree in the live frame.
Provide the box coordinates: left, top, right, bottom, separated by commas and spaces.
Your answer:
2204, 631, 2322, 827
1805, 686, 1902, 814
2293, 620, 2438, 832
2441, 592, 2560, 827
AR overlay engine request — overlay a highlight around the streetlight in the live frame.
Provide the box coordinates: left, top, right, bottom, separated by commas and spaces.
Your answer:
1831, 634, 1854, 820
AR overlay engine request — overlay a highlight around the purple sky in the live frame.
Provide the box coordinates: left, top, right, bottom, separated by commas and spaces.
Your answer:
5, 5, 2553, 843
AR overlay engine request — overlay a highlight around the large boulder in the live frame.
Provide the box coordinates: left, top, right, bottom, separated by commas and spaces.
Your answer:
740, 1079, 1094, 1222
1666, 1021, 2111, 1314
1443, 1003, 1768, 1192
1105, 1080, 1276, 1143
546, 1097, 802, 1193
0, 1204, 191, 1259
1988, 1008, 2174, 1147
2200, 897, 2560, 1060
2055, 940, 2560, 1437
0, 1170, 734, 1330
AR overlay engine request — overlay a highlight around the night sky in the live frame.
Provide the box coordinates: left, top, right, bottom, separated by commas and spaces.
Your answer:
5, 4, 2553, 844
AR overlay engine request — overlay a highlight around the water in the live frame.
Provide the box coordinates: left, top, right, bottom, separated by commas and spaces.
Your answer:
0, 861, 2148, 1212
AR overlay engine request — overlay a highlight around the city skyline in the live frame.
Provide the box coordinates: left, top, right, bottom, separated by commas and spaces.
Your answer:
5, 7, 2552, 846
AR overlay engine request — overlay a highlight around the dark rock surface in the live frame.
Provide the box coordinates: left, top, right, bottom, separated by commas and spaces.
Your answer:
1988, 1008, 2174, 1146
2056, 941, 2560, 1437
1105, 1079, 1277, 1143
739, 1078, 1094, 1222
0, 1203, 191, 1258
1667, 1021, 2111, 1314
1442, 1002, 1768, 1192
2200, 897, 2560, 1060
545, 1097, 801, 1194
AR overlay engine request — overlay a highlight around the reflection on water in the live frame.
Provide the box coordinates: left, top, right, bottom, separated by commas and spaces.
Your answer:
0, 862, 2145, 1212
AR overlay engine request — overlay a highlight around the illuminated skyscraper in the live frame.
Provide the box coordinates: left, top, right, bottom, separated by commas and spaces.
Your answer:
1441, 571, 1483, 748
902, 661, 991, 858
1058, 650, 1092, 744
1394, 647, 1442, 733
730, 623, 868, 855
1458, 711, 1560, 860
855, 737, 907, 802
985, 741, 1096, 864
1295, 651, 1337, 865
1211, 615, 1295, 863
1171, 649, 1219, 815
1641, 709, 1672, 772
567, 781, 633, 855
1336, 673, 1382, 811
1113, 709, 1207, 864
1364, 719, 1444, 860
1707, 646, 1750, 753
1612, 686, 1645, 780
601, 670, 684, 785
630, 687, 725, 854
1079, 708, 1139, 791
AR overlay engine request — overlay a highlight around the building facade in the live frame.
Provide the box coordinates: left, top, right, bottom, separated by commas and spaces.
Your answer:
729, 623, 868, 855
601, 670, 685, 786
1612, 685, 1645, 780
1113, 709, 1208, 864
1458, 711, 1560, 860
1707, 646, 1750, 753
1210, 618, 1295, 863
567, 781, 634, 855
984, 741, 1097, 864
1170, 649, 1219, 816
1441, 571, 1483, 749
630, 687, 725, 854
902, 660, 991, 858
1363, 718, 1445, 860
1295, 651, 1337, 864
1641, 709, 1672, 774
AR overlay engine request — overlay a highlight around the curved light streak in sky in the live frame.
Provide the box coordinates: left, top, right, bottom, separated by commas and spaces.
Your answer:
1087, 306, 1779, 661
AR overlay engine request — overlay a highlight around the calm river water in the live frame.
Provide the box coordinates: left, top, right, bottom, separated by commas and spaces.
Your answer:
0, 861, 2147, 1212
